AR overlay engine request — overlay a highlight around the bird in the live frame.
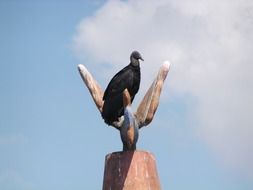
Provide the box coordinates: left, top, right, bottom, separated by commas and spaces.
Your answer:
102, 51, 144, 126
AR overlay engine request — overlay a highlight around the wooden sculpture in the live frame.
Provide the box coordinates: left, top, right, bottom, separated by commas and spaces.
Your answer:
78, 60, 170, 151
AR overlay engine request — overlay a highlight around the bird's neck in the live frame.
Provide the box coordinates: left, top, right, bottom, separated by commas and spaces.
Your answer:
130, 58, 139, 67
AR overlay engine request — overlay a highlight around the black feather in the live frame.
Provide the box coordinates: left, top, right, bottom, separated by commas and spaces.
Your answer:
102, 57, 141, 125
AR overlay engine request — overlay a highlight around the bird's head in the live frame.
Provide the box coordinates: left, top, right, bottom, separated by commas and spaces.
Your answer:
130, 51, 144, 66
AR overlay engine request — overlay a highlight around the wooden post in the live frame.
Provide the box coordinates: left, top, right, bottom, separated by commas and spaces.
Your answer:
102, 150, 161, 190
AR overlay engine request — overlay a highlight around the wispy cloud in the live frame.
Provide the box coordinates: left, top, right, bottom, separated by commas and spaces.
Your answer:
73, 0, 253, 179
0, 133, 28, 146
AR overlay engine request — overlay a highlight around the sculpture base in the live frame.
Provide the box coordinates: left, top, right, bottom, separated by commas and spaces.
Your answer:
102, 150, 161, 190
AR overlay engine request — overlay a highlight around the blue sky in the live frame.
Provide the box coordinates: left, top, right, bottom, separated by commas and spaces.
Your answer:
1, 0, 253, 189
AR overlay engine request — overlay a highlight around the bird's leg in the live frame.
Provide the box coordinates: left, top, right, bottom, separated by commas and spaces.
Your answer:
135, 61, 170, 128
120, 89, 139, 151
78, 64, 104, 113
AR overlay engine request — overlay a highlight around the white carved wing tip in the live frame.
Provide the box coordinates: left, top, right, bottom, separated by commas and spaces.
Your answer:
78, 64, 88, 73
162, 60, 171, 71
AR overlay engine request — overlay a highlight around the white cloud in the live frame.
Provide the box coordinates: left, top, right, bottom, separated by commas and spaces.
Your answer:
73, 0, 253, 179
0, 170, 33, 190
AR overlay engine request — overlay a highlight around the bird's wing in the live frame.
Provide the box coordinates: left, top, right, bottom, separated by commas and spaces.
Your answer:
103, 65, 133, 100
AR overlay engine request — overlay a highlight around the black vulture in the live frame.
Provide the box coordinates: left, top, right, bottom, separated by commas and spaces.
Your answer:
102, 51, 144, 125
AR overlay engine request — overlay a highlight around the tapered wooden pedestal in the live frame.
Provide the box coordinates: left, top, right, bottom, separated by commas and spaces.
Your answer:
102, 150, 161, 190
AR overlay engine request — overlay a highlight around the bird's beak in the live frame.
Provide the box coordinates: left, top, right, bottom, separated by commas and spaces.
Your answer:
139, 57, 144, 61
